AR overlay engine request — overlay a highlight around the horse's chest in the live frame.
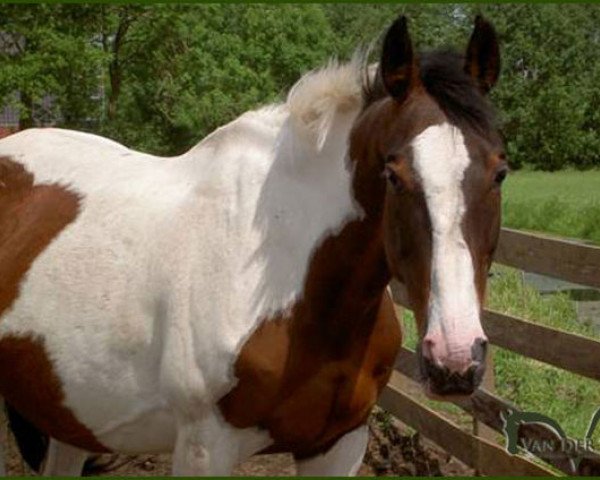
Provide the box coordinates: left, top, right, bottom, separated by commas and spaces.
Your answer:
219, 294, 401, 457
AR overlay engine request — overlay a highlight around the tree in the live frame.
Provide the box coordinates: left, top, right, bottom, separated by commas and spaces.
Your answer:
0, 4, 107, 130
473, 4, 600, 169
102, 4, 336, 154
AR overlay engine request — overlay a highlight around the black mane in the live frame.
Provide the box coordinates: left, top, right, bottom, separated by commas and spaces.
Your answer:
363, 50, 497, 136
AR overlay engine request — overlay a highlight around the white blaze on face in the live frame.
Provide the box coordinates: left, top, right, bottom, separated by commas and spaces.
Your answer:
411, 123, 486, 373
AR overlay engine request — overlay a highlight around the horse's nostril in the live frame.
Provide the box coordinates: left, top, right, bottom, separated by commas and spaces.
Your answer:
471, 337, 488, 363
420, 356, 484, 397
421, 337, 435, 359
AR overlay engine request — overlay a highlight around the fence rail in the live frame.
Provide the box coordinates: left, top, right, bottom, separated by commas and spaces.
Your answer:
496, 228, 600, 289
380, 372, 556, 476
379, 227, 600, 476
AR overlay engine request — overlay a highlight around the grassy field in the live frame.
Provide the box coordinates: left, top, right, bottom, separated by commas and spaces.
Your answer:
398, 169, 600, 456
502, 169, 600, 245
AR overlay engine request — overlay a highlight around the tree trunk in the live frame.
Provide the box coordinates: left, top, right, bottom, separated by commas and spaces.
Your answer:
106, 10, 132, 121
107, 62, 121, 120
18, 92, 34, 130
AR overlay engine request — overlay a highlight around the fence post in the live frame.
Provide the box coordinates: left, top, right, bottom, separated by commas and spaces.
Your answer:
473, 348, 497, 475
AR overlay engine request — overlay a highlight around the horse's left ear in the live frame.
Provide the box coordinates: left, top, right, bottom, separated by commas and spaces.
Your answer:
465, 15, 500, 94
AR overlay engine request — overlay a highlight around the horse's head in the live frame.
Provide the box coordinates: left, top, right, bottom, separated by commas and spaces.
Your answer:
350, 16, 506, 398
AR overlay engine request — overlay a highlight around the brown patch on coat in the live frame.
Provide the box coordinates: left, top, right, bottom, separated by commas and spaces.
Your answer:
0, 335, 110, 452
220, 213, 402, 458
0, 156, 109, 452
0, 156, 79, 316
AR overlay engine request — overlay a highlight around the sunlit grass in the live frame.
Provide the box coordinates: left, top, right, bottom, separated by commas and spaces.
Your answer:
502, 170, 600, 245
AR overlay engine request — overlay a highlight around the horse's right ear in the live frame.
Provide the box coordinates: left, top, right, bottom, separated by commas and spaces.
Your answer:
380, 16, 417, 103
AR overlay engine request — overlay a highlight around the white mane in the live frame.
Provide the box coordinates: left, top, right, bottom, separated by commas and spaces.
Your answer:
189, 56, 372, 159
286, 56, 366, 151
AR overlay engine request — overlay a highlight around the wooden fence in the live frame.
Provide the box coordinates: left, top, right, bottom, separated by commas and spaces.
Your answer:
378, 228, 600, 476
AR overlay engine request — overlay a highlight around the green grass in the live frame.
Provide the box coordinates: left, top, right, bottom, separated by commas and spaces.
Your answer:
502, 169, 600, 245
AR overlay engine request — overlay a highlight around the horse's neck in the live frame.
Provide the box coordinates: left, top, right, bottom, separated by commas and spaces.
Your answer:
280, 104, 390, 316
300, 212, 390, 329
178, 100, 389, 324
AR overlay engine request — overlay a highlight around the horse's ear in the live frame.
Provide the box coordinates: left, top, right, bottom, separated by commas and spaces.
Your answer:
380, 16, 417, 103
465, 15, 500, 94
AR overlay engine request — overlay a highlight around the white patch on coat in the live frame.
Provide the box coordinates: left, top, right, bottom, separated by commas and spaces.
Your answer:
0, 59, 366, 471
411, 123, 484, 370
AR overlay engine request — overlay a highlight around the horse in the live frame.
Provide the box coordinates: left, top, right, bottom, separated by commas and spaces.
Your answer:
0, 15, 506, 476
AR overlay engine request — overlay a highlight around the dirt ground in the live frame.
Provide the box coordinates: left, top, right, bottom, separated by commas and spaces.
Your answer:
2, 408, 472, 476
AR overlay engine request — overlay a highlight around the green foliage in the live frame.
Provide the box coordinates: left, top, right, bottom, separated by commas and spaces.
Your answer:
1, 4, 599, 168
112, 4, 335, 154
476, 4, 600, 170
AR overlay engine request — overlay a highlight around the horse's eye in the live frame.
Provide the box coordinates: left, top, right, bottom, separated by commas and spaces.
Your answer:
494, 166, 508, 185
383, 165, 403, 191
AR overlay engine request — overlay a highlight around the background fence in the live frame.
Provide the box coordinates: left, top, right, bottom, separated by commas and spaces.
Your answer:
379, 228, 600, 476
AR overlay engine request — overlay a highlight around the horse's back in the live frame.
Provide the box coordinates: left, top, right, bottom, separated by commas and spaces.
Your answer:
0, 128, 178, 192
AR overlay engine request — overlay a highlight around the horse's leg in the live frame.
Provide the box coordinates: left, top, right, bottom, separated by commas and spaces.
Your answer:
172, 414, 270, 476
40, 439, 88, 476
172, 421, 211, 476
5, 402, 49, 473
295, 424, 369, 476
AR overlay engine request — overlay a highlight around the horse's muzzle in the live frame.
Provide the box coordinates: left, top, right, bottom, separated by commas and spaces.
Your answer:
418, 338, 487, 398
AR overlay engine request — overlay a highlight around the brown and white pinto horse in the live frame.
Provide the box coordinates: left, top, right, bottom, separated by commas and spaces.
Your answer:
0, 15, 505, 476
